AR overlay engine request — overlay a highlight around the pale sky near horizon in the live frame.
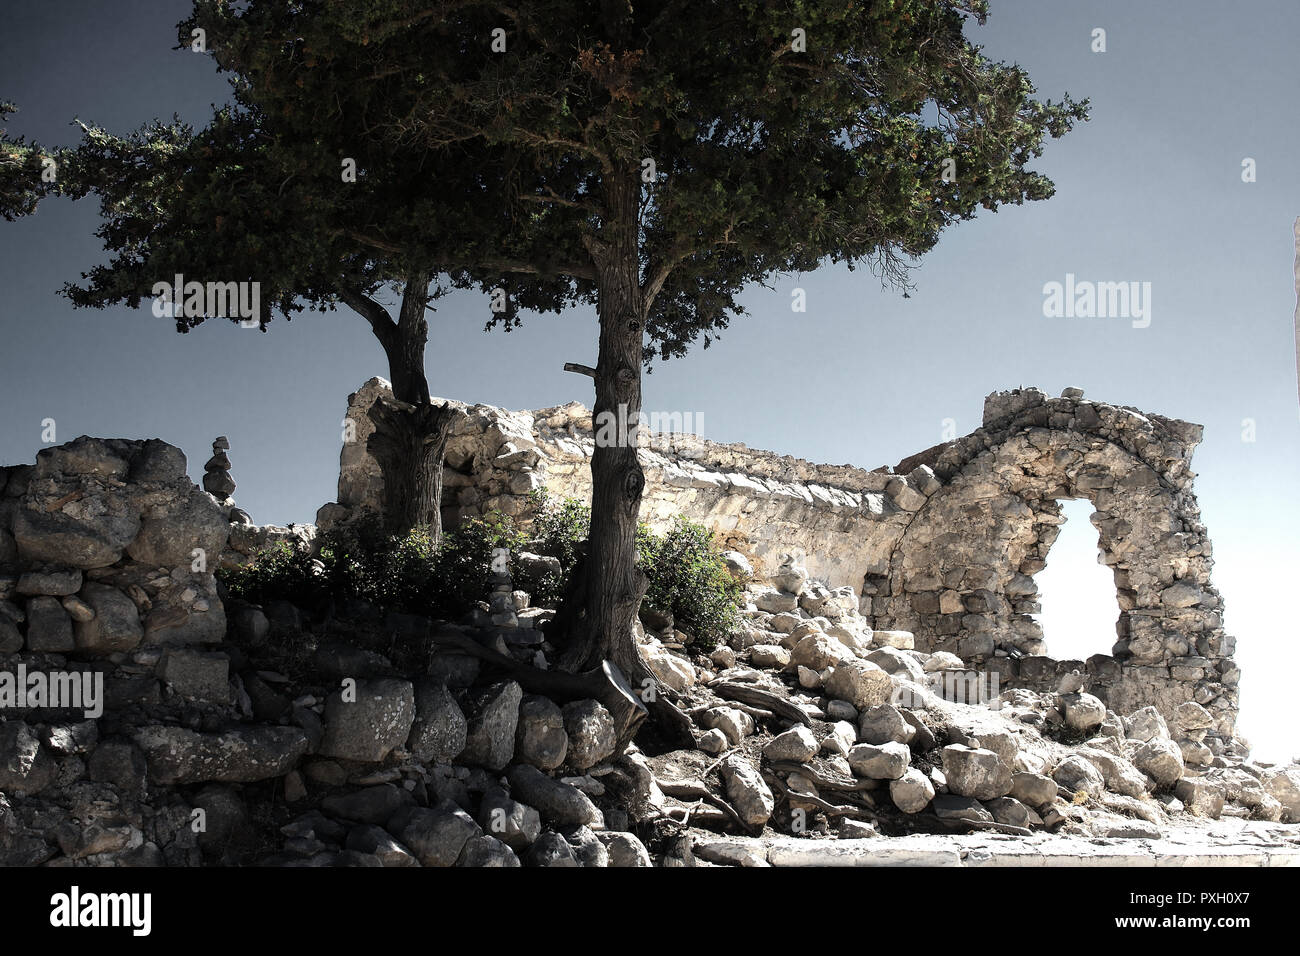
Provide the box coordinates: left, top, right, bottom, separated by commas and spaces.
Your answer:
1, 1, 1296, 760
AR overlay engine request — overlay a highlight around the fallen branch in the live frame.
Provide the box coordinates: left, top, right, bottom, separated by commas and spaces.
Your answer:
765, 771, 868, 819
711, 682, 810, 726
946, 818, 1033, 837
769, 760, 876, 792
687, 701, 775, 723
657, 777, 750, 833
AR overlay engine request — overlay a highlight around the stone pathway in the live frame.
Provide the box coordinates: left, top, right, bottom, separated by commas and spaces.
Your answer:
691, 818, 1300, 866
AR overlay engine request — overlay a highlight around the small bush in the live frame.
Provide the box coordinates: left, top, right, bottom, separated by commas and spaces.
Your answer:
518, 489, 590, 607
219, 496, 745, 653
219, 512, 523, 622
637, 516, 742, 651
220, 539, 330, 609
425, 513, 523, 619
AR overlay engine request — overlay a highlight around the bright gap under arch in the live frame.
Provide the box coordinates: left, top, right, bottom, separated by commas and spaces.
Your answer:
1033, 498, 1122, 662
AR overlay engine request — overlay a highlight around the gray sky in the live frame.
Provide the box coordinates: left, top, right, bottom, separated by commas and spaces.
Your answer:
2, 1, 1296, 759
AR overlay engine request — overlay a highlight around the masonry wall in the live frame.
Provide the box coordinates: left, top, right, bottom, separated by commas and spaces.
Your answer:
321, 380, 1239, 734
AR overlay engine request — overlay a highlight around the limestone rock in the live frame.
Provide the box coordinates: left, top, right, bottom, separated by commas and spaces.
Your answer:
1174, 777, 1225, 819
641, 640, 696, 692
986, 796, 1032, 829
460, 681, 523, 771
721, 754, 775, 828
754, 588, 799, 614
1133, 738, 1185, 787
872, 630, 915, 650
889, 767, 935, 813
1011, 771, 1058, 808
345, 825, 419, 867
319, 679, 416, 764
763, 726, 819, 763
134, 725, 308, 784
1060, 692, 1107, 732
506, 764, 603, 828
942, 745, 1013, 800
1126, 706, 1170, 742
562, 699, 616, 771
73, 583, 143, 655
478, 787, 542, 850
857, 704, 915, 746
750, 644, 791, 669
406, 680, 467, 764
823, 658, 893, 711
932, 794, 992, 823
1262, 766, 1300, 822
700, 706, 753, 746
127, 486, 229, 567
525, 831, 579, 867
597, 831, 653, 867
1078, 747, 1148, 798
1052, 754, 1106, 796
399, 805, 481, 867
458, 834, 521, 867
790, 632, 846, 671
25, 596, 74, 652
16, 568, 82, 596
847, 742, 911, 780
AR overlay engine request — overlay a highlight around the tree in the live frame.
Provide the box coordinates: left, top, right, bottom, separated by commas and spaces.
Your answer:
0, 103, 53, 221
189, 0, 1085, 703
12, 1, 1087, 746
23, 100, 579, 540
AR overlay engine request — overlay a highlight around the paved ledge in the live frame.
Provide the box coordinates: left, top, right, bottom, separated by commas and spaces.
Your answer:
692, 819, 1300, 867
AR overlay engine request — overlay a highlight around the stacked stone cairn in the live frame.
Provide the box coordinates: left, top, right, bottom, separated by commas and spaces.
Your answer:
202, 436, 235, 503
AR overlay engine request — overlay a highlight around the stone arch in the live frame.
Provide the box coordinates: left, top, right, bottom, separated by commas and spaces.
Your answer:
875, 388, 1238, 735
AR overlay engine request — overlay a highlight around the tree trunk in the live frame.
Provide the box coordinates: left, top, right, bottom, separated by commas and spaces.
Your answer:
559, 170, 647, 675
354, 273, 454, 540
367, 395, 454, 539
556, 170, 695, 748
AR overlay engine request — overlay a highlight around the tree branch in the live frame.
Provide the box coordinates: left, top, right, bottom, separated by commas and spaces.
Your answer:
563, 362, 596, 377
337, 286, 397, 344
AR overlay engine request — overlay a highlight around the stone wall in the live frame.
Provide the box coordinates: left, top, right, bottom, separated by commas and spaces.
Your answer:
1, 437, 229, 657
320, 380, 1238, 734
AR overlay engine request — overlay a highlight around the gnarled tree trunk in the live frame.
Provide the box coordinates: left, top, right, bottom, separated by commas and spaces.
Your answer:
367, 395, 454, 539
342, 273, 452, 539
557, 169, 693, 748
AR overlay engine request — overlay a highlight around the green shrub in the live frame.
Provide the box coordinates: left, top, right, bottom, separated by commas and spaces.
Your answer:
637, 516, 743, 651
220, 539, 330, 608
518, 489, 590, 607
219, 513, 523, 622
424, 512, 523, 619
219, 497, 745, 653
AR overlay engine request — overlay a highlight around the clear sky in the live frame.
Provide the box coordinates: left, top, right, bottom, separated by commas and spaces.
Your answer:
1, 1, 1296, 760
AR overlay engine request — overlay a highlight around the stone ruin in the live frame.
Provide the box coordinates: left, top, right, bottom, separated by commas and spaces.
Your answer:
322, 380, 1238, 737
0, 382, 1291, 868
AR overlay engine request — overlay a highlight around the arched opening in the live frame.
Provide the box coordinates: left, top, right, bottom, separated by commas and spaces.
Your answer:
1033, 498, 1121, 661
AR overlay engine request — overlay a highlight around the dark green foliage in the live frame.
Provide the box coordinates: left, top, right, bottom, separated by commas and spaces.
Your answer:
219, 539, 333, 610
0, 103, 51, 221
219, 498, 744, 650
516, 489, 590, 608
220, 515, 522, 621
637, 518, 744, 652
424, 514, 524, 618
